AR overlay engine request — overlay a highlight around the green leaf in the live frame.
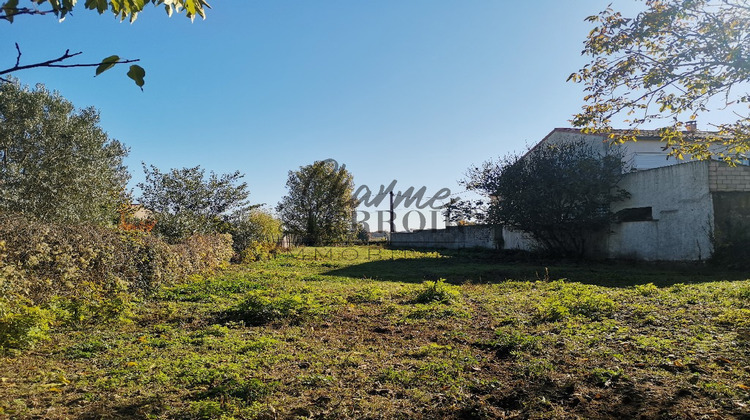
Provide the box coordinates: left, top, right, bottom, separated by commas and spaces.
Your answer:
84, 0, 107, 14
2, 0, 20, 23
127, 65, 146, 90
95, 55, 120, 76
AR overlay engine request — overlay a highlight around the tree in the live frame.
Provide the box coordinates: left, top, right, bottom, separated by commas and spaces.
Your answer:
463, 141, 629, 257
228, 208, 283, 252
569, 0, 750, 162
138, 165, 252, 243
277, 160, 357, 246
1, 0, 211, 88
0, 80, 130, 224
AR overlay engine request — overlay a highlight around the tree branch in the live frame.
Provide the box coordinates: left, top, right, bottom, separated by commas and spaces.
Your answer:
0, 7, 56, 21
0, 45, 140, 78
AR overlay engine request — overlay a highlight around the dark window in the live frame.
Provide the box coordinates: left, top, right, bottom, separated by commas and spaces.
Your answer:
616, 207, 653, 222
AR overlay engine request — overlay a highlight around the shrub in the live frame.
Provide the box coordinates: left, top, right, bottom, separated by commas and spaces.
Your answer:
412, 279, 461, 304
0, 300, 53, 351
0, 213, 233, 306
238, 241, 279, 263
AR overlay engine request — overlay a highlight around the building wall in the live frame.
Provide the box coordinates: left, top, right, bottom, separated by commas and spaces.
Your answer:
390, 225, 499, 249
710, 160, 750, 192
539, 129, 688, 172
606, 161, 714, 261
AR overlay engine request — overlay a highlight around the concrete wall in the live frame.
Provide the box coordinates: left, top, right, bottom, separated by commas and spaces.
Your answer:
390, 225, 499, 249
606, 161, 714, 261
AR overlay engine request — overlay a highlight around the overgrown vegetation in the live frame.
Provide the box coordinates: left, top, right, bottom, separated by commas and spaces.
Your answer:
461, 140, 629, 257
0, 212, 233, 351
2, 246, 749, 419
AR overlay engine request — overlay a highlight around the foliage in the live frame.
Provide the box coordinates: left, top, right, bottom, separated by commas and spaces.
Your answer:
228, 208, 283, 253
570, 0, 750, 162
412, 278, 461, 304
0, 80, 130, 225
464, 140, 629, 257
0, 300, 52, 350
277, 160, 358, 246
0, 0, 210, 23
0, 213, 233, 306
139, 164, 252, 243
1, 0, 211, 87
227, 290, 326, 326
238, 241, 280, 264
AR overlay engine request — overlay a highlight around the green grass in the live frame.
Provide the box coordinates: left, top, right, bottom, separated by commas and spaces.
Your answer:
1, 246, 750, 419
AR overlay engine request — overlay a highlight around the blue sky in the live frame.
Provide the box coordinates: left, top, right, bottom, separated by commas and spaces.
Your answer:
3, 1, 645, 229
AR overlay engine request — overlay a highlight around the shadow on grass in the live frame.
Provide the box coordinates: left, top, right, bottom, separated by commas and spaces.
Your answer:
322, 249, 749, 288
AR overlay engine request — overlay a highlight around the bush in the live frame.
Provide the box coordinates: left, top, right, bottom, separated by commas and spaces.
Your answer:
0, 300, 53, 351
237, 241, 279, 263
0, 213, 233, 307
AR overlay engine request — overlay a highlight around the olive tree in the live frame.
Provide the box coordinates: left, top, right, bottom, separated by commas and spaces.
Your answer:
0, 80, 130, 224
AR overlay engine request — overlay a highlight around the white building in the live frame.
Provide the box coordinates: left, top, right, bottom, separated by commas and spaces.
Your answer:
503, 128, 750, 261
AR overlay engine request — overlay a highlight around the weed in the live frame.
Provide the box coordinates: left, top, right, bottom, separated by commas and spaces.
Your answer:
64, 339, 109, 359
634, 283, 660, 296
483, 327, 541, 357
227, 290, 325, 325
405, 303, 471, 320
412, 279, 461, 304
348, 286, 389, 304
590, 367, 626, 387
536, 282, 617, 322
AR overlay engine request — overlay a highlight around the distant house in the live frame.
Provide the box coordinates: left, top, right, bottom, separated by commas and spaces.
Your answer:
503, 128, 750, 261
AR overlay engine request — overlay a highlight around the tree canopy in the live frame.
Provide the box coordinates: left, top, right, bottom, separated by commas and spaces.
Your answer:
138, 165, 251, 243
569, 0, 750, 162
277, 160, 357, 246
463, 141, 629, 257
0, 80, 130, 224
1, 0, 211, 88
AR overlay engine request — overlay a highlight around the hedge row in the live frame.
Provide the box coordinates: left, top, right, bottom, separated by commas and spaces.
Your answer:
0, 213, 234, 305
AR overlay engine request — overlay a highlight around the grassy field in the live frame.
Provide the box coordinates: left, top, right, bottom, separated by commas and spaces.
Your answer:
2, 246, 750, 419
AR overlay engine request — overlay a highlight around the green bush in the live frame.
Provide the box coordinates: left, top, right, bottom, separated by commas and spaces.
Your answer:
238, 241, 280, 263
0, 300, 53, 351
0, 213, 233, 308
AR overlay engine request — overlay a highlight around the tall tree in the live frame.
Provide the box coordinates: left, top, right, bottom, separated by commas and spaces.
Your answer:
464, 141, 629, 257
138, 165, 251, 243
570, 0, 750, 162
0, 80, 130, 224
1, 0, 212, 87
277, 160, 357, 246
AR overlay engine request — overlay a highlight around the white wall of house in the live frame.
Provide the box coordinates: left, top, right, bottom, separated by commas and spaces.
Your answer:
539, 129, 695, 172
607, 161, 714, 261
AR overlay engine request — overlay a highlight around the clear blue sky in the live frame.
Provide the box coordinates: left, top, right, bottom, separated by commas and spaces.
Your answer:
3, 0, 645, 228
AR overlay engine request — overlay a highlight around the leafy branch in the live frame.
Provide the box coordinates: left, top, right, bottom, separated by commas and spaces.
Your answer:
0, 43, 145, 89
